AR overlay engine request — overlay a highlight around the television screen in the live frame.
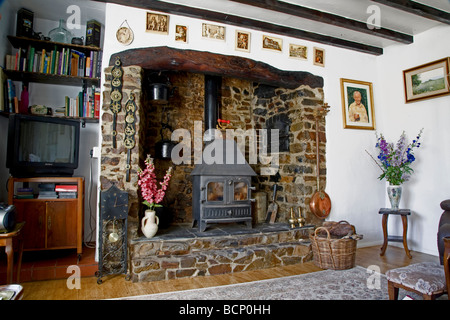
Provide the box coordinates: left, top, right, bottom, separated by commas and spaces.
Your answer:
7, 114, 80, 177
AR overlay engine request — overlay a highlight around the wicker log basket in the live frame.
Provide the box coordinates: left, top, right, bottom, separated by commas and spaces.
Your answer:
309, 221, 362, 270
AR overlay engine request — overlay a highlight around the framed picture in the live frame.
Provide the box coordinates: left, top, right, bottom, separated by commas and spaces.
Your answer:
289, 44, 307, 60
175, 25, 188, 43
340, 78, 376, 130
313, 47, 325, 67
262, 35, 282, 52
235, 30, 250, 52
146, 12, 169, 34
202, 23, 225, 40
403, 57, 450, 103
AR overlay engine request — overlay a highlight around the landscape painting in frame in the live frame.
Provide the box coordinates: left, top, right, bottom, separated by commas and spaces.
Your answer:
146, 12, 169, 34
340, 78, 375, 130
262, 35, 282, 52
202, 23, 225, 40
289, 44, 307, 60
403, 57, 450, 103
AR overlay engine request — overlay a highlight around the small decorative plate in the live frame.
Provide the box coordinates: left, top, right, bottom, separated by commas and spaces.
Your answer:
116, 21, 134, 46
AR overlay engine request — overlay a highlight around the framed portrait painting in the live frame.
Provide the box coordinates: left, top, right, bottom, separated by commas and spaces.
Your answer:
403, 57, 450, 103
340, 78, 375, 130
313, 47, 325, 67
235, 30, 250, 52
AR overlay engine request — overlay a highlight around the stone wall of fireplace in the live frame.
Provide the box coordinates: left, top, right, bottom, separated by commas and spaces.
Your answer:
100, 65, 327, 239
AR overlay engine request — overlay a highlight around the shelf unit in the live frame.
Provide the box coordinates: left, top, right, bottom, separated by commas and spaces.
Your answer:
3, 35, 102, 121
5, 36, 101, 85
8, 177, 85, 259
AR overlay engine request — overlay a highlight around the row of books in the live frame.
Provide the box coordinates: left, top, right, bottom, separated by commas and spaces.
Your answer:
15, 184, 78, 199
54, 86, 100, 118
2, 77, 19, 113
4, 46, 102, 79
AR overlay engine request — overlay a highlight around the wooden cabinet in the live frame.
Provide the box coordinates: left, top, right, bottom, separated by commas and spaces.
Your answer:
8, 177, 84, 258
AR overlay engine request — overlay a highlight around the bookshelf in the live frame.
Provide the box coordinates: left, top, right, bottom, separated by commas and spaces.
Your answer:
2, 35, 102, 120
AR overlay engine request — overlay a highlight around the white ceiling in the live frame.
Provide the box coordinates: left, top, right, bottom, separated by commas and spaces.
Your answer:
6, 0, 450, 54
160, 0, 448, 49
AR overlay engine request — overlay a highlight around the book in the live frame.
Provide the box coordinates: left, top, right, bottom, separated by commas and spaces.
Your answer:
0, 68, 6, 112
58, 192, 77, 199
55, 185, 78, 192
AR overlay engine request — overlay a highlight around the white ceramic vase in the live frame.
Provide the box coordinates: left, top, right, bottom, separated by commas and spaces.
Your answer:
387, 184, 402, 210
141, 209, 159, 238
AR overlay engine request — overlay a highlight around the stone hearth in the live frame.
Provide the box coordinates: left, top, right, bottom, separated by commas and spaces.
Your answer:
130, 223, 313, 282
100, 47, 326, 282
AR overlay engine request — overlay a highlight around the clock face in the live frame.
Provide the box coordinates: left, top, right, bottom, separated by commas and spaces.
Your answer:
101, 187, 129, 219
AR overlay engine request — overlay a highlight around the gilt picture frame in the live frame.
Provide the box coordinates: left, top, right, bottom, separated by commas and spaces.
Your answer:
340, 78, 376, 130
403, 57, 450, 103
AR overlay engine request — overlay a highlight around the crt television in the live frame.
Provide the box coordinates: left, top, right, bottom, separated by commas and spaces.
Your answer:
7, 114, 80, 177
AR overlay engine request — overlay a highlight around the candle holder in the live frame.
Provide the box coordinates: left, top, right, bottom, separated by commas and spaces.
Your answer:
297, 207, 306, 227
289, 207, 297, 228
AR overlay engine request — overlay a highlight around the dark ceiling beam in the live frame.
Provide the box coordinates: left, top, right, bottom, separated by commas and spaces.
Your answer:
371, 0, 450, 24
92, 0, 383, 55
230, 0, 413, 44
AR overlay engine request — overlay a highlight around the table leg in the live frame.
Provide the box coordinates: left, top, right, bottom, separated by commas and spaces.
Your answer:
380, 213, 388, 256
5, 238, 13, 284
16, 235, 24, 283
401, 215, 412, 259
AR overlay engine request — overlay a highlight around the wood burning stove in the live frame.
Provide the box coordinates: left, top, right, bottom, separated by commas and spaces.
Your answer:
191, 139, 256, 232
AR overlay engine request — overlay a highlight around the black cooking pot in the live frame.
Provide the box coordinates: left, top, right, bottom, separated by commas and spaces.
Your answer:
149, 83, 175, 104
148, 73, 175, 104
155, 124, 177, 160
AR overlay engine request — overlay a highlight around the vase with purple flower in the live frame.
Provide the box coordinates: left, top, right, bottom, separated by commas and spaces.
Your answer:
367, 129, 423, 210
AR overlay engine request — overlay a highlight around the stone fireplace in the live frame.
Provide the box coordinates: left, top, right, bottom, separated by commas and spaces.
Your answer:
100, 47, 327, 281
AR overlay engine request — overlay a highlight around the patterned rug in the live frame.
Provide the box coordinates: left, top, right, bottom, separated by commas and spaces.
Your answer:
118, 266, 413, 300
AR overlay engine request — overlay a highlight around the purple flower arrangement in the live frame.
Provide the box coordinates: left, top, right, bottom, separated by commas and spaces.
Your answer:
369, 129, 423, 185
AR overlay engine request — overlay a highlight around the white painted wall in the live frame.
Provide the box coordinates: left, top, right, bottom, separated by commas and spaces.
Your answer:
375, 25, 450, 255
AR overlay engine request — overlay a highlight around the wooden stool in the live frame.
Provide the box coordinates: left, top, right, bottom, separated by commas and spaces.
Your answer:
0, 222, 25, 284
379, 208, 412, 258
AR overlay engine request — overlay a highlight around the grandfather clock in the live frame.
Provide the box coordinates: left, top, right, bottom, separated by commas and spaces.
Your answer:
96, 184, 131, 284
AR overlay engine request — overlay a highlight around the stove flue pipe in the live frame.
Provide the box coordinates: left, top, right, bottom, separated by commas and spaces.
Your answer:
204, 75, 221, 141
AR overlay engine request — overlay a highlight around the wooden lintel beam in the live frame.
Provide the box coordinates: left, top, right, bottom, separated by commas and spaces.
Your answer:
230, 0, 413, 44
92, 0, 383, 55
109, 46, 324, 89
372, 0, 450, 24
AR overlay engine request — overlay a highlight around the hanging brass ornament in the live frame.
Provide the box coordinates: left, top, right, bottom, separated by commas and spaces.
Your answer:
110, 57, 123, 148
124, 92, 137, 182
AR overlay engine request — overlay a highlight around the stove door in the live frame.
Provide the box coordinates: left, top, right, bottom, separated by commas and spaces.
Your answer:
206, 181, 224, 202
233, 181, 248, 201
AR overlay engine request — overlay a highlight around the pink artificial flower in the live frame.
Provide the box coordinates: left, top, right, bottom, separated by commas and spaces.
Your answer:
138, 155, 173, 210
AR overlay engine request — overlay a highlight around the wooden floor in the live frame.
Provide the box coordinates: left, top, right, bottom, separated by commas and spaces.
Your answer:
20, 245, 438, 300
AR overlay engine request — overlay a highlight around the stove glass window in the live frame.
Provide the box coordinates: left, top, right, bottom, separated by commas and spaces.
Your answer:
234, 181, 248, 201
207, 182, 224, 201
